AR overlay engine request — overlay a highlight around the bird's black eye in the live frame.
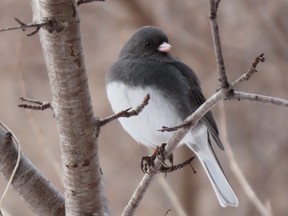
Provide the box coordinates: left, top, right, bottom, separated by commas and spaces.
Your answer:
144, 41, 152, 47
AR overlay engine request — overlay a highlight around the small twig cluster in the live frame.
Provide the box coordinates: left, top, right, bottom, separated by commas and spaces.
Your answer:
18, 97, 51, 111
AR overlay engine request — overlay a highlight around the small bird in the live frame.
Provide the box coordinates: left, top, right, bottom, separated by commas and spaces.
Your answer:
106, 26, 238, 207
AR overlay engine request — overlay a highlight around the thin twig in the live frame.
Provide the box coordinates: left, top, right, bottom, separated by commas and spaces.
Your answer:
231, 91, 288, 107
219, 102, 273, 216
157, 176, 189, 216
99, 94, 150, 127
18, 97, 51, 111
231, 53, 265, 88
0, 18, 50, 36
209, 0, 229, 89
77, 0, 105, 6
16, 39, 63, 184
158, 121, 190, 133
164, 209, 172, 216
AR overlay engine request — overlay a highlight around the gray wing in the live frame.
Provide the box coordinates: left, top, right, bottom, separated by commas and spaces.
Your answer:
169, 61, 224, 150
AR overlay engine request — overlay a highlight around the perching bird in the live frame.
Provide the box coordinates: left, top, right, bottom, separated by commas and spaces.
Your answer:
106, 26, 238, 207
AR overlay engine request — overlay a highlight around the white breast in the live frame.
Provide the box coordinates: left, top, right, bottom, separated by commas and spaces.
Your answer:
106, 82, 200, 148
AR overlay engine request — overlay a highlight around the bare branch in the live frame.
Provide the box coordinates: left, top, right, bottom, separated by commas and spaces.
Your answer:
157, 176, 189, 216
164, 209, 172, 216
122, 174, 154, 216
0, 18, 50, 36
218, 102, 273, 216
0, 122, 65, 215
208, 0, 229, 89
231, 53, 265, 88
18, 97, 51, 111
158, 121, 190, 133
231, 91, 288, 107
99, 94, 150, 127
0, 126, 21, 206
77, 0, 105, 6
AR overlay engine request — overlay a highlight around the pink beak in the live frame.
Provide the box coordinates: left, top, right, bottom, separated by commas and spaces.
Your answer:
158, 42, 172, 53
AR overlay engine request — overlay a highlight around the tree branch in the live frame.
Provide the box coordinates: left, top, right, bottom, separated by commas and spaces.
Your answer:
231, 53, 265, 88
218, 102, 273, 216
208, 0, 229, 89
18, 97, 51, 111
231, 91, 288, 107
0, 123, 65, 215
0, 18, 51, 36
99, 94, 150, 127
77, 0, 105, 6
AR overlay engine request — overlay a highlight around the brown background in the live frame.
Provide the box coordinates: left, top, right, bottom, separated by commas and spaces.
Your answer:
0, 0, 288, 215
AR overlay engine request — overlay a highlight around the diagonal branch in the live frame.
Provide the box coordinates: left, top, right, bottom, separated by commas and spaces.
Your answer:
219, 102, 273, 216
0, 123, 65, 215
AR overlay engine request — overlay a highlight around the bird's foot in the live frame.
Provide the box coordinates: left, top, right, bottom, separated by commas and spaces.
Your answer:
141, 143, 173, 174
158, 143, 174, 166
141, 144, 196, 174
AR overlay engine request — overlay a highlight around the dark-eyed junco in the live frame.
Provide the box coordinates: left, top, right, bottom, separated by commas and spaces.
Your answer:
106, 26, 238, 207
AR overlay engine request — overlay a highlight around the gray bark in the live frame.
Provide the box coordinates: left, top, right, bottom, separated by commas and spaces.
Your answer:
32, 0, 111, 215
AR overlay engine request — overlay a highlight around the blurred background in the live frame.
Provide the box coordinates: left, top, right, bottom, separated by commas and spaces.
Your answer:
0, 0, 288, 215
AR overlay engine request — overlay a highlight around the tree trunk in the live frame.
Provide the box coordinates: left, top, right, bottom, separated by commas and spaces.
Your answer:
32, 0, 110, 215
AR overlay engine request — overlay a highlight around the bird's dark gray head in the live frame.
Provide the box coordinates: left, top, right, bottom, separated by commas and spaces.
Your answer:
119, 26, 171, 59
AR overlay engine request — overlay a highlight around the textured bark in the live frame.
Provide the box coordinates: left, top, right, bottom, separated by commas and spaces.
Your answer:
0, 127, 65, 215
33, 0, 110, 215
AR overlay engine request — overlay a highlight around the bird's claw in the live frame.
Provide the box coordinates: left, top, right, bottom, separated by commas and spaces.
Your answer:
140, 143, 174, 174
